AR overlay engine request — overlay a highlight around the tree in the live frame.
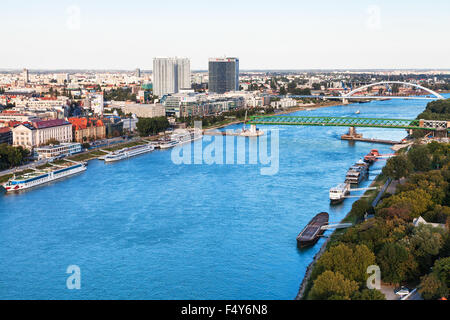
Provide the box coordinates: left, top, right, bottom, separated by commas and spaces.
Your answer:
308, 271, 359, 300
377, 242, 417, 284
405, 224, 445, 273
432, 257, 450, 288
0, 144, 30, 169
279, 86, 287, 96
408, 145, 431, 172
136, 117, 170, 136
419, 274, 448, 300
353, 288, 386, 300
313, 243, 375, 283
380, 189, 433, 218
382, 154, 413, 180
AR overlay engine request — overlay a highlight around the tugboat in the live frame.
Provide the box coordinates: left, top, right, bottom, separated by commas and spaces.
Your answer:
296, 212, 329, 248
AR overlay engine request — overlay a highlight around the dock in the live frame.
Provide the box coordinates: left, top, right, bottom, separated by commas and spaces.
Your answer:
203, 131, 243, 136
341, 136, 401, 145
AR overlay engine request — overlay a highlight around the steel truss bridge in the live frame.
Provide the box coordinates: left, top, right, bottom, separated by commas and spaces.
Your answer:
248, 116, 450, 132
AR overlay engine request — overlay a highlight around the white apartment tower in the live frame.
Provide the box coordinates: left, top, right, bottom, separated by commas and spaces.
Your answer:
153, 57, 190, 97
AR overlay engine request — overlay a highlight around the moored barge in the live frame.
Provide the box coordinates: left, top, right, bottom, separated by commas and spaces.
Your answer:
296, 212, 329, 248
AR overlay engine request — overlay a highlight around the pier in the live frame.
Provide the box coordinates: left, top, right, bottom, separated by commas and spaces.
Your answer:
341, 127, 401, 145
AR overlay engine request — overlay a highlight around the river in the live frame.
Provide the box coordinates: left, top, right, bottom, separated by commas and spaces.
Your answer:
0, 95, 446, 299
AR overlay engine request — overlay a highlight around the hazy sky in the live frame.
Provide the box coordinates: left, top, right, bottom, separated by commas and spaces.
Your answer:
2, 0, 450, 70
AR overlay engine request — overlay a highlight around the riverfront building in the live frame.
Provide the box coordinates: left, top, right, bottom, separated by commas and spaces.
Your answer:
12, 119, 73, 149
153, 57, 191, 97
163, 92, 245, 117
68, 117, 106, 142
208, 57, 239, 94
34, 142, 82, 159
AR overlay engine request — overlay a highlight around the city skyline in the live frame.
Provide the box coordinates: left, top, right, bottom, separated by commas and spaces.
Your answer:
2, 0, 450, 70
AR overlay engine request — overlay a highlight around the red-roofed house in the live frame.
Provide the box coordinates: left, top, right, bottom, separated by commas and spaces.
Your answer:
68, 117, 106, 142
12, 119, 72, 149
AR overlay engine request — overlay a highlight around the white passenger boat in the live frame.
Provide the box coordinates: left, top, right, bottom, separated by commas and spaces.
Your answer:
159, 132, 202, 149
2, 162, 87, 193
104, 144, 155, 162
159, 140, 180, 149
329, 183, 351, 204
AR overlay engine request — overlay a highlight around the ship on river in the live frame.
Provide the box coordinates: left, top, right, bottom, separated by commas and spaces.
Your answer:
345, 159, 369, 185
329, 183, 351, 204
296, 212, 329, 248
104, 144, 154, 162
2, 161, 87, 193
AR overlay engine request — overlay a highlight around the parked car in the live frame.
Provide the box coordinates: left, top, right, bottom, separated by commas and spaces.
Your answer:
394, 286, 410, 296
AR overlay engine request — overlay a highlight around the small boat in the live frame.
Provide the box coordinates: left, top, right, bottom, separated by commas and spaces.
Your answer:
2, 162, 87, 193
364, 149, 379, 164
160, 131, 202, 149
296, 212, 329, 248
329, 183, 351, 204
104, 144, 154, 162
355, 110, 360, 114
159, 140, 179, 149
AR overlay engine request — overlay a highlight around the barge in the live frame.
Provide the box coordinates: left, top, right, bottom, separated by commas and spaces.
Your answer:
296, 212, 329, 248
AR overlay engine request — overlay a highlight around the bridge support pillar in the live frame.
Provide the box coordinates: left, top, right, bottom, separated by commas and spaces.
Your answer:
341, 126, 363, 141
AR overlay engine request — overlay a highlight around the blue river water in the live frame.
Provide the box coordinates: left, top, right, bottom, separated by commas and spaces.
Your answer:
0, 95, 447, 300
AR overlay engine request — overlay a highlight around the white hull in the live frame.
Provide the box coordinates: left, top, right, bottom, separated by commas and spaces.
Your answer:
2, 164, 87, 192
104, 145, 154, 162
329, 183, 351, 202
160, 134, 202, 149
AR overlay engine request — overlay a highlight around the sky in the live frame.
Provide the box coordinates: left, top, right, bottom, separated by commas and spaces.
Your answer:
1, 0, 450, 70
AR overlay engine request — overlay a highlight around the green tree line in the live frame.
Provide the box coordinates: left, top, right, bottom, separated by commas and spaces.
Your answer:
0, 144, 30, 170
305, 142, 450, 300
136, 117, 170, 136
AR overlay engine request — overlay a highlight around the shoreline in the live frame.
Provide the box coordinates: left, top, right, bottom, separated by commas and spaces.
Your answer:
294, 139, 409, 300
294, 174, 386, 300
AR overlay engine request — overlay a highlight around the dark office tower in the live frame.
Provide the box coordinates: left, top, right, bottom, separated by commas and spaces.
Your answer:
208, 57, 239, 94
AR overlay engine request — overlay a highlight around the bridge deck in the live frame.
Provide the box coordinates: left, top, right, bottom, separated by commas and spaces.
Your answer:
248, 116, 448, 132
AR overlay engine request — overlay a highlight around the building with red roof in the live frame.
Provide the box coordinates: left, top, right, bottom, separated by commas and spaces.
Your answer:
12, 119, 72, 149
68, 117, 106, 142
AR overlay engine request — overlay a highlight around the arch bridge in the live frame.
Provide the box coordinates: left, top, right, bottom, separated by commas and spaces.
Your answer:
343, 81, 444, 100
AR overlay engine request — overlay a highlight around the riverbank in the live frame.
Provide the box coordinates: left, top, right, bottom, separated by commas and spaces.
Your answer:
295, 170, 391, 300
0, 137, 158, 183
297, 139, 450, 300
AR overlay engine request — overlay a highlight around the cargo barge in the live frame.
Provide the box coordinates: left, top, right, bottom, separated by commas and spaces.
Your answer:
296, 212, 329, 248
